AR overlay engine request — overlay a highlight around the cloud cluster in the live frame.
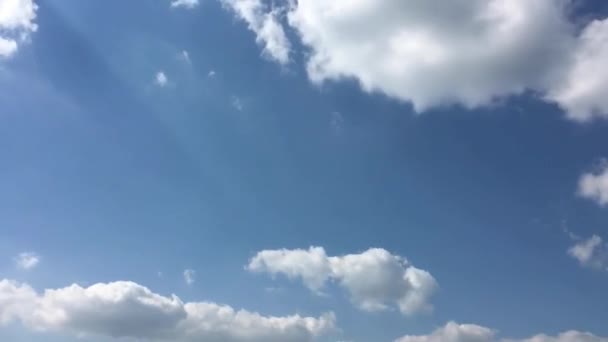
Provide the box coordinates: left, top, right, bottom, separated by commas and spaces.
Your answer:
0, 279, 335, 341
568, 235, 608, 271
222, 0, 608, 120
394, 322, 608, 342
247, 247, 437, 315
0, 0, 38, 58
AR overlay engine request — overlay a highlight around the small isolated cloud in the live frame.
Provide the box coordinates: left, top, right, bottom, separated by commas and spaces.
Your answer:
155, 71, 169, 87
0, 279, 335, 341
568, 235, 608, 271
14, 252, 39, 270
0, 0, 38, 58
208, 69, 216, 78
220, 0, 290, 64
578, 164, 608, 207
231, 96, 244, 111
394, 321, 608, 342
170, 0, 199, 9
183, 269, 196, 285
247, 247, 437, 315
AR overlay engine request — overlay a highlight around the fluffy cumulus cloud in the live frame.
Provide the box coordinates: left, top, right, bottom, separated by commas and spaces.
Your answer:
0, 0, 38, 57
287, 0, 573, 112
170, 0, 199, 9
14, 252, 40, 270
568, 235, 608, 271
394, 322, 608, 342
247, 247, 437, 315
0, 279, 335, 341
222, 0, 608, 120
579, 164, 608, 207
220, 0, 290, 64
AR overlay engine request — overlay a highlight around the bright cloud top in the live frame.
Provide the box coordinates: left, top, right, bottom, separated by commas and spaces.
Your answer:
14, 252, 40, 270
0, 279, 335, 341
0, 0, 38, 57
394, 321, 608, 342
568, 235, 608, 271
247, 247, 437, 315
223, 0, 608, 121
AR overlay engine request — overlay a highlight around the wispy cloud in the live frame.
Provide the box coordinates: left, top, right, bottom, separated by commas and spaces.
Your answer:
220, 0, 291, 64
15, 252, 40, 270
183, 269, 196, 285
231, 96, 244, 111
170, 0, 199, 9
394, 321, 608, 342
330, 111, 344, 135
179, 50, 191, 64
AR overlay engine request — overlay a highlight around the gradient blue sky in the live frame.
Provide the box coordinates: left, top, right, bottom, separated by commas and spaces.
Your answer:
1, 1, 608, 342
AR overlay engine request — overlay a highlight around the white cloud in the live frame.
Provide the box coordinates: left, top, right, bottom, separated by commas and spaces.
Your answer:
155, 71, 169, 87
394, 322, 608, 342
223, 0, 608, 120
221, 0, 290, 64
183, 269, 196, 285
548, 19, 608, 121
0, 37, 18, 57
286, 0, 575, 112
170, 0, 199, 9
247, 247, 437, 315
14, 252, 40, 270
578, 164, 608, 207
208, 69, 216, 77
0, 0, 38, 58
0, 279, 335, 341
568, 235, 608, 271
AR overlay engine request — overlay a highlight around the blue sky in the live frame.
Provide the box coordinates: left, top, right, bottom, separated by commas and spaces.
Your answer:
1, 1, 608, 341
